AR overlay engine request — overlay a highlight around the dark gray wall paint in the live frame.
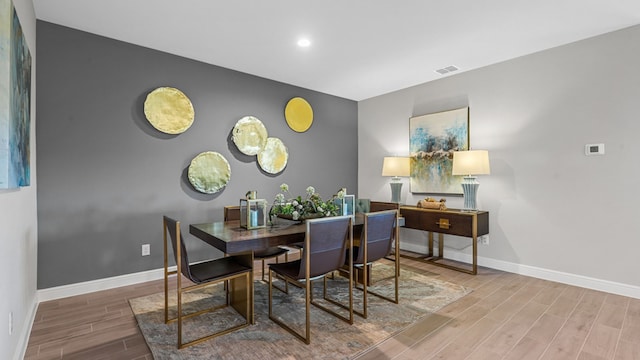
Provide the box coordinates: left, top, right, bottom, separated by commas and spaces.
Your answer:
36, 21, 357, 289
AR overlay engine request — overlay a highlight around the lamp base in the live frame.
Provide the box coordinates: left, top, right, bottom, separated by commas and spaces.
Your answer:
461, 176, 479, 211
389, 182, 403, 203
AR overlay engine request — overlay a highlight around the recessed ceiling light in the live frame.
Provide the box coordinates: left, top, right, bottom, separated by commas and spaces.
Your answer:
297, 38, 311, 47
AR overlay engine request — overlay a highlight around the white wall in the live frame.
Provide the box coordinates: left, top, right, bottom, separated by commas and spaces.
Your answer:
0, 0, 37, 359
359, 25, 640, 297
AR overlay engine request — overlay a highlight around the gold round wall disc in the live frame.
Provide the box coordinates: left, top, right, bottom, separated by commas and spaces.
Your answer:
144, 87, 195, 134
232, 116, 268, 156
284, 97, 313, 132
258, 137, 288, 174
187, 151, 231, 194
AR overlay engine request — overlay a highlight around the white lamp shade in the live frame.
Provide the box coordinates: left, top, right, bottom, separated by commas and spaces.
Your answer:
452, 150, 490, 176
382, 157, 410, 177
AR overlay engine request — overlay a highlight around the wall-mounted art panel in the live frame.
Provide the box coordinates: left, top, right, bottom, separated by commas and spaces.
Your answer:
284, 97, 313, 132
143, 87, 194, 134
187, 151, 231, 194
257, 137, 288, 174
409, 107, 469, 194
0, 0, 32, 189
232, 116, 268, 155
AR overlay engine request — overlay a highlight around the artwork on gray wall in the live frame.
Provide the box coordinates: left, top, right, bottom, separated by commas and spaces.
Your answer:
143, 87, 194, 134
0, 0, 32, 189
187, 151, 231, 194
232, 116, 268, 156
232, 115, 289, 174
284, 97, 313, 132
257, 137, 288, 174
409, 107, 469, 194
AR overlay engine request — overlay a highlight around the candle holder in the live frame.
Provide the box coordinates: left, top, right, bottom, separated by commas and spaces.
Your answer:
334, 194, 355, 217
240, 198, 268, 229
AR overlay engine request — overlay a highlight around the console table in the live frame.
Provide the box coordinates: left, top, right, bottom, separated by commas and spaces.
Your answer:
399, 206, 489, 275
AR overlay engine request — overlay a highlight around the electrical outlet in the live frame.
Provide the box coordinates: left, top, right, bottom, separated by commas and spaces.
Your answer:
9, 311, 13, 336
141, 244, 150, 256
480, 235, 489, 245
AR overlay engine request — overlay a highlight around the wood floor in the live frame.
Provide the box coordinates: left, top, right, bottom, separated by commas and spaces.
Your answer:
24, 256, 640, 359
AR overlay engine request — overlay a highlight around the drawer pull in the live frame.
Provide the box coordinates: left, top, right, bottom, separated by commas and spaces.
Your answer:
436, 219, 451, 229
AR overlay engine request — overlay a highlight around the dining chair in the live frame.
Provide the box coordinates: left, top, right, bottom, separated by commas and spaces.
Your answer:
163, 215, 253, 349
224, 205, 290, 283
335, 209, 400, 318
268, 215, 354, 344
355, 198, 371, 213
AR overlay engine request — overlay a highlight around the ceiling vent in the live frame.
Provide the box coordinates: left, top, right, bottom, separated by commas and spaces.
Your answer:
435, 65, 459, 75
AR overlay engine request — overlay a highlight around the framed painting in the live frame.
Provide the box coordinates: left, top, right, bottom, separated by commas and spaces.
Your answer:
409, 107, 469, 194
0, 0, 32, 189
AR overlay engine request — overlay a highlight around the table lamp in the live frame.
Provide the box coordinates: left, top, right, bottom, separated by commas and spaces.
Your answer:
382, 156, 410, 203
451, 150, 490, 211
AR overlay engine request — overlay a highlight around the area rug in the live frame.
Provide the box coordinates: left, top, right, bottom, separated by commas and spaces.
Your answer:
130, 265, 470, 359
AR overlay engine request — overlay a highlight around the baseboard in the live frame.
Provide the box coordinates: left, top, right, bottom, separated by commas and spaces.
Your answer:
36, 251, 640, 304
37, 266, 175, 303
442, 250, 640, 299
399, 242, 429, 255
13, 297, 38, 360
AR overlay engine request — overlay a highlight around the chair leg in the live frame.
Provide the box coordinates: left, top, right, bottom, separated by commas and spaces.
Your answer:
311, 275, 354, 324
268, 252, 290, 294
176, 272, 252, 349
268, 269, 311, 344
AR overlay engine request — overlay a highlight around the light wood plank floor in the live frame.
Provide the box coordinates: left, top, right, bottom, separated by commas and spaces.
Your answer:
24, 257, 640, 359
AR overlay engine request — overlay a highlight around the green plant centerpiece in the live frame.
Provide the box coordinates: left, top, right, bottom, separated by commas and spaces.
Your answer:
270, 183, 346, 221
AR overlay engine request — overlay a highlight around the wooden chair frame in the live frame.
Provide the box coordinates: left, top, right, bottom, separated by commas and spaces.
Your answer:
163, 216, 253, 349
267, 215, 354, 344
332, 209, 400, 318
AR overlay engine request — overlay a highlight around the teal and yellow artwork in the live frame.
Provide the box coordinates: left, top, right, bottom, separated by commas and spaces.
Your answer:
0, 0, 32, 189
409, 107, 469, 194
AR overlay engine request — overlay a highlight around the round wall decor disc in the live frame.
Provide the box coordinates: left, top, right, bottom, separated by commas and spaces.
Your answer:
232, 116, 268, 155
257, 137, 288, 174
284, 97, 313, 132
187, 151, 231, 194
144, 87, 195, 134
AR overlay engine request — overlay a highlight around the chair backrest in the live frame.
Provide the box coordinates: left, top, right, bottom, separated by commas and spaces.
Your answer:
224, 205, 241, 222
299, 215, 352, 279
369, 201, 400, 212
355, 198, 370, 213
163, 215, 194, 281
355, 210, 397, 265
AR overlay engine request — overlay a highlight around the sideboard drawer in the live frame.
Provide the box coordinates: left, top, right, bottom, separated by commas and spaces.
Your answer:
401, 206, 489, 237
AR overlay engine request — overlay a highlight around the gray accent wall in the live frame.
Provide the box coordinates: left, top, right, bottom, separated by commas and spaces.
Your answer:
36, 21, 357, 289
358, 24, 640, 291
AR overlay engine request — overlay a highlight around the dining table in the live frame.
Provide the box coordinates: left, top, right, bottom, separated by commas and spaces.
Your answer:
189, 215, 366, 255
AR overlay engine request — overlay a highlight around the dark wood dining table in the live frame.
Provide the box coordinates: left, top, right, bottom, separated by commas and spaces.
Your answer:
189, 215, 365, 254
189, 220, 306, 254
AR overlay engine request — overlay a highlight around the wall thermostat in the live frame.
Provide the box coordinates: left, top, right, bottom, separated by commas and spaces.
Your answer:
585, 143, 605, 156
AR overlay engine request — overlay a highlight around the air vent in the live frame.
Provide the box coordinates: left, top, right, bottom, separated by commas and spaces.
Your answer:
435, 65, 459, 75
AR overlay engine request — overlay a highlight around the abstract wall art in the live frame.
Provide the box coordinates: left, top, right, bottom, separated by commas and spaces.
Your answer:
284, 97, 313, 132
409, 107, 469, 194
143, 87, 194, 134
0, 0, 32, 189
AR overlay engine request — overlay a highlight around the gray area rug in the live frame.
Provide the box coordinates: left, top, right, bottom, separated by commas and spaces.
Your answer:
130, 265, 470, 359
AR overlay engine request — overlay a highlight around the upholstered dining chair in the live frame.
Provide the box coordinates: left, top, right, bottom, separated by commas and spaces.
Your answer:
355, 198, 371, 213
163, 216, 253, 349
224, 205, 290, 283
338, 209, 400, 318
268, 215, 354, 344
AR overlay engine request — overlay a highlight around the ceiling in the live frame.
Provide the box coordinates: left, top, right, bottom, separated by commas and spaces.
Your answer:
33, 0, 640, 101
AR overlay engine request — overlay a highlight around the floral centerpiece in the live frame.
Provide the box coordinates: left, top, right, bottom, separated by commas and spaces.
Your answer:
270, 183, 346, 221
